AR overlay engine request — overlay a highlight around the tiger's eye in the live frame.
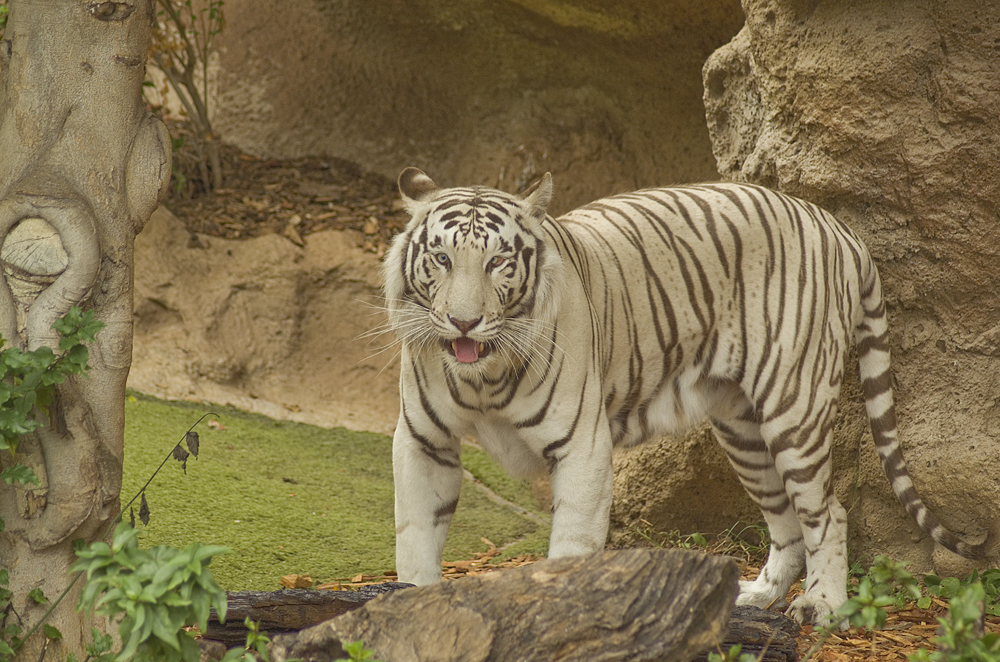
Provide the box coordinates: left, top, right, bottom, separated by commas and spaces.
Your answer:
434, 253, 451, 267
488, 255, 507, 269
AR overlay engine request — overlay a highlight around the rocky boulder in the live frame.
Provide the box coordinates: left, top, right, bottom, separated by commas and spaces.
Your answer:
695, 0, 1000, 573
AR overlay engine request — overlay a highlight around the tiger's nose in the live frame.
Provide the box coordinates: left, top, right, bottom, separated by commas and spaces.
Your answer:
450, 316, 482, 334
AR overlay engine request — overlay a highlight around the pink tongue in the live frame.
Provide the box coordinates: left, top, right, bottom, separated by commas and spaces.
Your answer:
453, 337, 480, 363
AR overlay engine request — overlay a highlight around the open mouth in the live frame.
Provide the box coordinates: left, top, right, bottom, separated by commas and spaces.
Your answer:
446, 337, 492, 363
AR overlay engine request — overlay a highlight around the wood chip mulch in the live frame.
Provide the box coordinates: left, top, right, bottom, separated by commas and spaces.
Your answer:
278, 538, 544, 593
797, 605, 1000, 661
162, 120, 410, 257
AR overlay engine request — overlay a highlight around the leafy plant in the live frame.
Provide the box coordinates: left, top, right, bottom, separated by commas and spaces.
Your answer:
220, 618, 271, 662
804, 557, 1000, 662
707, 644, 757, 662
72, 523, 230, 662
336, 640, 382, 662
849, 555, 922, 625
74, 627, 115, 662
926, 569, 1000, 616
0, 305, 103, 472
56, 417, 268, 662
803, 556, 922, 658
909, 582, 1000, 662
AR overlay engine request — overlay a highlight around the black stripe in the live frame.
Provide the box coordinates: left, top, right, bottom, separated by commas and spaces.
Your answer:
433, 499, 459, 525
402, 410, 460, 468
542, 376, 587, 471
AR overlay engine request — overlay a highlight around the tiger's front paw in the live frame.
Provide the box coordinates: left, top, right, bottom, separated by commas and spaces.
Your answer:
786, 594, 846, 629
736, 578, 788, 611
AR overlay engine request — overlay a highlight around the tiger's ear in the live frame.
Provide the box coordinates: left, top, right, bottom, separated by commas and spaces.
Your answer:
520, 173, 553, 219
398, 168, 440, 213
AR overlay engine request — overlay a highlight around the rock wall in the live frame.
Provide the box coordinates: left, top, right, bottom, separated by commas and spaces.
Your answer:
130, 207, 399, 435
699, 0, 1000, 573
209, 0, 743, 212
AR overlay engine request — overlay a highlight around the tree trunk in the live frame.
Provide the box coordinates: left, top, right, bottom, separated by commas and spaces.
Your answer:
0, 1, 170, 659
208, 588, 799, 661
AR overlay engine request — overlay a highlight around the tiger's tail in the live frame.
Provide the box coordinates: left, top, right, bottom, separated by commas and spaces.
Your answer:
855, 261, 1000, 560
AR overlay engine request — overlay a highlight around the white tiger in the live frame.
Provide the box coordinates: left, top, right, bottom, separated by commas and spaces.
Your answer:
382, 168, 995, 625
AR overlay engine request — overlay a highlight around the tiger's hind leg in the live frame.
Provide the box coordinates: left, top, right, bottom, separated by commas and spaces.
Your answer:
711, 408, 806, 612
759, 402, 849, 626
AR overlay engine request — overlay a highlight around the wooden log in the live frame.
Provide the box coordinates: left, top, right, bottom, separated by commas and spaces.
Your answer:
693, 606, 800, 662
270, 548, 741, 662
203, 583, 413, 647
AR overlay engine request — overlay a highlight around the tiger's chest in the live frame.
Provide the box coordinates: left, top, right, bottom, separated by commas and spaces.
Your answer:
407, 350, 595, 477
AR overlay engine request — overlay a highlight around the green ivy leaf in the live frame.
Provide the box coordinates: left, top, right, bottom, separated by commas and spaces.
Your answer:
27, 587, 48, 604
42, 624, 63, 641
86, 627, 114, 658
64, 344, 91, 374
53, 306, 104, 350
938, 576, 962, 599
1, 464, 39, 486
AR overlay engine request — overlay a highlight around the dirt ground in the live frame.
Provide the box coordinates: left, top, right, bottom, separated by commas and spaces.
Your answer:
158, 127, 999, 662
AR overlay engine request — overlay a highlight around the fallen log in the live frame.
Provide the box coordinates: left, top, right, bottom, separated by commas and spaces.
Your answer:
269, 548, 742, 662
203, 583, 413, 647
693, 606, 800, 662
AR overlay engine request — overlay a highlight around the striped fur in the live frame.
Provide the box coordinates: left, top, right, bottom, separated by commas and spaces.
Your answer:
384, 168, 994, 625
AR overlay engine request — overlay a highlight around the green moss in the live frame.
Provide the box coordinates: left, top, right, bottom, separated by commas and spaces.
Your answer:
122, 392, 547, 590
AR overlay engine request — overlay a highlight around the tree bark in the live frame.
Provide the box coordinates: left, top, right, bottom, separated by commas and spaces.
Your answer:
0, 1, 170, 659
692, 606, 800, 662
270, 549, 741, 662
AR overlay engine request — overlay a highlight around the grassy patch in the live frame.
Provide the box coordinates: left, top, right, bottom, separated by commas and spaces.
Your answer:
122, 392, 547, 590
460, 444, 546, 519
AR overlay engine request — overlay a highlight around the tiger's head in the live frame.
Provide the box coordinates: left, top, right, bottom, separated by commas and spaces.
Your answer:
383, 168, 564, 374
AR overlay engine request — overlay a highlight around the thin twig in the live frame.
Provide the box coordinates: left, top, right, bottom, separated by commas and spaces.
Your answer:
115, 412, 218, 527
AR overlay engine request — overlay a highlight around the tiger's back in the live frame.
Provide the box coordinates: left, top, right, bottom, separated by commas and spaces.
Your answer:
384, 169, 995, 626
550, 184, 869, 449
